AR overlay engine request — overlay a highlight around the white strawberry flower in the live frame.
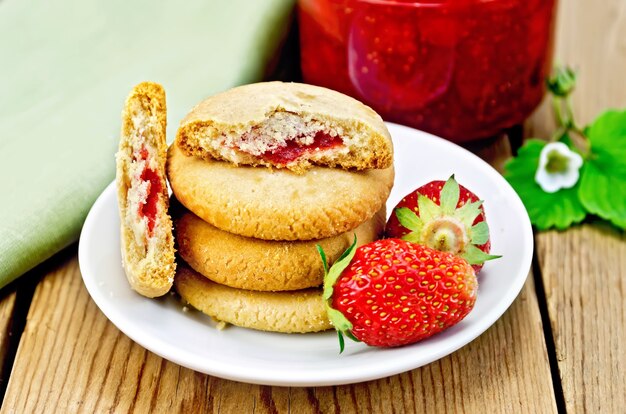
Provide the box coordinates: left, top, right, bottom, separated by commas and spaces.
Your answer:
535, 142, 584, 193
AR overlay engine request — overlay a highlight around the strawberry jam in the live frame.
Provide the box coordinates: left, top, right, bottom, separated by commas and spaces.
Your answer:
133, 147, 162, 235
139, 167, 162, 235
298, 0, 556, 142
258, 131, 343, 164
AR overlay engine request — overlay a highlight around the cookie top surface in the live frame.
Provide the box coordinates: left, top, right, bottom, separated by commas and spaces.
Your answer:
175, 82, 393, 172
175, 265, 331, 334
175, 208, 385, 291
167, 144, 394, 241
178, 82, 389, 140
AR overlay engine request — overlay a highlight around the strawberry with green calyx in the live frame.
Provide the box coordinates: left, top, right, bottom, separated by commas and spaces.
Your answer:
318, 238, 478, 352
385, 175, 500, 272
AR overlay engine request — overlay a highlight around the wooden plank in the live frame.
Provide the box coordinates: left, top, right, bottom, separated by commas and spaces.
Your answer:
535, 227, 626, 413
526, 1, 626, 412
0, 291, 17, 392
1, 253, 556, 413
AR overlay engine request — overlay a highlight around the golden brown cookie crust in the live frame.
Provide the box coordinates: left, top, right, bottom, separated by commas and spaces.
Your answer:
175, 265, 332, 333
116, 82, 176, 298
175, 82, 393, 172
175, 208, 386, 291
167, 145, 394, 241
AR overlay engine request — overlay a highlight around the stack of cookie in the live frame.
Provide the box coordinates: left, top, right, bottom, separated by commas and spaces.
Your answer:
167, 82, 395, 334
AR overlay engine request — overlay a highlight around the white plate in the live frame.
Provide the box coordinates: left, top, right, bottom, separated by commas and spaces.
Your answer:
78, 123, 533, 386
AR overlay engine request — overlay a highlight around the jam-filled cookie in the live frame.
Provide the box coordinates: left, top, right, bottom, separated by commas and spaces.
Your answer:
116, 82, 175, 298
175, 82, 393, 173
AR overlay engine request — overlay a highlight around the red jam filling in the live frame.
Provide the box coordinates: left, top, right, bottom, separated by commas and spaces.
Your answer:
133, 147, 163, 236
139, 167, 162, 235
257, 131, 344, 164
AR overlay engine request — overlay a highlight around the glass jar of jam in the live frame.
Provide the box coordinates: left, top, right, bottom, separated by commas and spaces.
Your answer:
298, 0, 557, 142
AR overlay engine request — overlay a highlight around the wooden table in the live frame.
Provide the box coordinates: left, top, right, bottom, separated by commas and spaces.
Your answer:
1, 2, 625, 412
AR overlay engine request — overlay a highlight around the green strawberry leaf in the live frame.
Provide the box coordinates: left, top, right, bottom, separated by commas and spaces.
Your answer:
584, 110, 626, 149
440, 175, 460, 215
316, 244, 329, 274
337, 331, 345, 353
504, 139, 587, 230
578, 110, 626, 229
345, 331, 360, 343
418, 194, 441, 222
578, 163, 626, 228
326, 305, 356, 354
319, 237, 361, 353
558, 132, 575, 148
402, 231, 422, 243
337, 234, 358, 262
470, 222, 490, 245
326, 306, 353, 332
395, 207, 423, 233
463, 244, 502, 266
454, 200, 483, 225
320, 235, 357, 301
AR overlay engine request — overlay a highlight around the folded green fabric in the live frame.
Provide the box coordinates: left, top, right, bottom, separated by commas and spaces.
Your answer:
0, 0, 295, 288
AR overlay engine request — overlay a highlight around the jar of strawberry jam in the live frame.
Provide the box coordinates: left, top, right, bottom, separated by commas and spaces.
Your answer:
298, 0, 557, 142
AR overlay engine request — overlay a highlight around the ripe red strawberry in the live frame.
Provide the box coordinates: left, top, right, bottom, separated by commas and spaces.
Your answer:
385, 175, 500, 272
318, 238, 478, 350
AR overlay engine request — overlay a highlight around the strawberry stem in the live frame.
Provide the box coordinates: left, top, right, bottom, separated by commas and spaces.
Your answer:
421, 216, 467, 254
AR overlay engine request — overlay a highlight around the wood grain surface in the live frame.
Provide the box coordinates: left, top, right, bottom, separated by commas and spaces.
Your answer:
535, 227, 625, 413
1, 1, 625, 413
524, 0, 626, 412
0, 292, 16, 393
0, 256, 556, 413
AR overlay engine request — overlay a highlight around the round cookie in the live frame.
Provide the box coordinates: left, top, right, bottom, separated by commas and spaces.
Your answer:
175, 208, 386, 291
175, 81, 393, 172
175, 265, 332, 333
167, 144, 394, 241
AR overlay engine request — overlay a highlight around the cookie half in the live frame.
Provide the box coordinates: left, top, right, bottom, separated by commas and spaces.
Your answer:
167, 145, 394, 241
175, 265, 332, 333
175, 82, 393, 173
175, 207, 385, 291
116, 82, 176, 298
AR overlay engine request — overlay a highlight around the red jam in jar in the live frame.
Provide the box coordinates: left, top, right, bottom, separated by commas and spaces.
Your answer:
298, 0, 557, 142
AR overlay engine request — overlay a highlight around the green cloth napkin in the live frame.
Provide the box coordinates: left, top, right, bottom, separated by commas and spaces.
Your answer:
0, 0, 295, 288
